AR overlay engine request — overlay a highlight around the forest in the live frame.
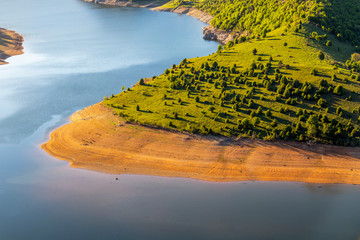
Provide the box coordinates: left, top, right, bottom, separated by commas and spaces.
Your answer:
196, 0, 360, 46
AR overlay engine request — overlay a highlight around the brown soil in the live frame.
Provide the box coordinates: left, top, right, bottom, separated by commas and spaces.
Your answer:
0, 28, 24, 65
42, 103, 360, 184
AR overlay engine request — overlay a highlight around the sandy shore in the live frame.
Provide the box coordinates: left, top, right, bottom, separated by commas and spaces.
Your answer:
42, 103, 360, 184
0, 28, 24, 65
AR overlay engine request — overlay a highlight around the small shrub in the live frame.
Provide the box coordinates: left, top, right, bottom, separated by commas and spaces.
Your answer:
270, 119, 278, 127
318, 51, 325, 60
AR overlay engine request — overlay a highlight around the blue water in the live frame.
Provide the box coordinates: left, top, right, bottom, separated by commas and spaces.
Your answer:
0, 0, 360, 239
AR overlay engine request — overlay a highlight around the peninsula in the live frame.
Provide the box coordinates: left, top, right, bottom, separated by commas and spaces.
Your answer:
43, 0, 360, 184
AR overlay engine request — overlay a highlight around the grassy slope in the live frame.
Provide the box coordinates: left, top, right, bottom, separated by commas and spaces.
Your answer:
103, 21, 360, 145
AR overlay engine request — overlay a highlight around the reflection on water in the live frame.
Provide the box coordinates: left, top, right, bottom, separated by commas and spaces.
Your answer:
0, 0, 217, 143
0, 0, 360, 239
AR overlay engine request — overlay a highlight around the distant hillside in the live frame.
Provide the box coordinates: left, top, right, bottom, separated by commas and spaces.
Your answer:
195, 0, 360, 46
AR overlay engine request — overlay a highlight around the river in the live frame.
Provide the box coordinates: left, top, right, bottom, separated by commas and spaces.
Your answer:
0, 0, 360, 239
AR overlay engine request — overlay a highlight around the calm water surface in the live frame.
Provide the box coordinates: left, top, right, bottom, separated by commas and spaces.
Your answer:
0, 0, 360, 239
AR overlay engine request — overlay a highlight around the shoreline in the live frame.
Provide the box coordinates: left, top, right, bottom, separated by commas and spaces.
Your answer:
0, 28, 24, 65
83, 0, 234, 44
42, 103, 360, 184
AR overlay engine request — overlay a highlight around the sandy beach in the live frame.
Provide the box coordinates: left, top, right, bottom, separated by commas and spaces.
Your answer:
42, 103, 360, 184
0, 28, 24, 65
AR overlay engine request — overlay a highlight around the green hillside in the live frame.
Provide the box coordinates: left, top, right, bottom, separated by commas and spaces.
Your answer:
104, 0, 360, 146
162, 0, 360, 46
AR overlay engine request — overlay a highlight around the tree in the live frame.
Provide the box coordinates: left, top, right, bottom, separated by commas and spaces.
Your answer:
252, 48, 257, 55
351, 53, 360, 62
250, 110, 256, 118
256, 106, 262, 115
136, 105, 140, 111
331, 74, 337, 81
252, 117, 260, 126
319, 79, 328, 87
270, 119, 278, 127
251, 62, 257, 69
306, 115, 319, 138
242, 118, 250, 129
248, 99, 254, 108
318, 51, 325, 60
227, 40, 234, 48
212, 61, 218, 70
217, 45, 223, 53
317, 98, 327, 107
333, 85, 344, 95
204, 62, 210, 71
208, 106, 215, 113
283, 88, 291, 98
139, 78, 145, 85
265, 109, 272, 118
311, 69, 318, 76
296, 109, 303, 116
336, 106, 343, 115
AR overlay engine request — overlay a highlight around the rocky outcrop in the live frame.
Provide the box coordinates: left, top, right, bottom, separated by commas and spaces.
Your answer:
84, 0, 163, 8
186, 7, 213, 25
202, 25, 234, 44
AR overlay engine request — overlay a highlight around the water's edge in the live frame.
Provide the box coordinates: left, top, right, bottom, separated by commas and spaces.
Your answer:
82, 0, 234, 44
